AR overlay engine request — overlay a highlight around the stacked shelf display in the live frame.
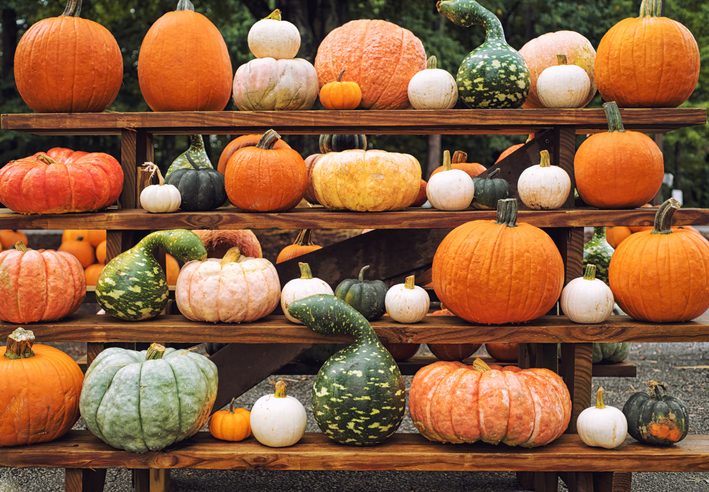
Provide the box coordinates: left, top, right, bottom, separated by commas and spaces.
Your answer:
1, 109, 708, 492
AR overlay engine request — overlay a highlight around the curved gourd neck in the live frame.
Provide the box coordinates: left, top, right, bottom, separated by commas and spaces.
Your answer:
62, 0, 82, 16
138, 230, 207, 262
188, 135, 205, 152
292, 295, 381, 345
652, 198, 680, 234
437, 0, 506, 42
639, 0, 662, 17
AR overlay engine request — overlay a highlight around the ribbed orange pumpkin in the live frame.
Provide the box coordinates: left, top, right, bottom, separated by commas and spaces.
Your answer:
217, 134, 291, 174
225, 130, 307, 212
430, 151, 486, 179
315, 20, 427, 109
276, 229, 322, 264
432, 199, 564, 324
0, 230, 28, 250
0, 328, 84, 447
409, 359, 571, 447
609, 199, 709, 322
138, 0, 233, 111
209, 399, 251, 442
0, 243, 85, 323
14, 0, 122, 113
574, 102, 663, 208
595, 0, 700, 107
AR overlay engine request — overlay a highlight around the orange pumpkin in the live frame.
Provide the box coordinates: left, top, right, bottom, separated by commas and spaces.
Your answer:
409, 359, 571, 447
276, 229, 322, 264
86, 230, 106, 247
574, 102, 663, 209
0, 328, 84, 447
315, 20, 427, 109
0, 230, 29, 250
209, 399, 251, 442
166, 254, 180, 285
225, 130, 307, 212
606, 226, 633, 249
59, 239, 95, 268
432, 199, 564, 324
62, 230, 88, 242
609, 199, 709, 322
430, 151, 486, 179
428, 344, 481, 361
303, 153, 324, 204
382, 343, 420, 362
14, 0, 122, 113
217, 134, 291, 174
194, 230, 262, 258
96, 240, 107, 264
495, 134, 534, 163
84, 263, 105, 286
0, 243, 85, 323
319, 70, 363, 110
412, 180, 428, 207
138, 0, 233, 111
63, 230, 106, 247
595, 0, 700, 107
485, 343, 519, 362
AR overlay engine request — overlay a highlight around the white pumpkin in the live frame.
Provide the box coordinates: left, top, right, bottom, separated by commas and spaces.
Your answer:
281, 262, 334, 324
233, 58, 319, 111
385, 275, 430, 323
407, 56, 458, 110
537, 55, 592, 109
517, 150, 571, 210
560, 264, 614, 324
248, 9, 301, 60
250, 380, 307, 448
426, 150, 474, 211
139, 162, 181, 213
577, 387, 628, 449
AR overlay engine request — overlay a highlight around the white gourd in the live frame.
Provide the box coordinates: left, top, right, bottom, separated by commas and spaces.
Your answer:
518, 150, 571, 210
426, 150, 475, 211
537, 54, 592, 108
247, 9, 301, 60
408, 56, 458, 110
560, 264, 614, 324
577, 387, 628, 449
281, 262, 334, 324
385, 275, 430, 323
250, 380, 307, 448
139, 162, 181, 213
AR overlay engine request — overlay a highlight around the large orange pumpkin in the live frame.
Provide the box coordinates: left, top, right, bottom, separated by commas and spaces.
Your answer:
609, 199, 709, 322
13, 0, 122, 113
0, 230, 28, 250
276, 229, 322, 264
138, 0, 233, 111
595, 0, 700, 107
315, 20, 427, 109
430, 151, 486, 179
574, 102, 663, 208
432, 199, 564, 324
409, 359, 571, 447
0, 244, 85, 323
217, 134, 291, 174
0, 328, 84, 447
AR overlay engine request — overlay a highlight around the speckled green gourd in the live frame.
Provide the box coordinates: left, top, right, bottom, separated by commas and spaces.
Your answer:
583, 227, 614, 283
96, 230, 206, 320
592, 342, 630, 364
437, 0, 530, 108
80, 343, 218, 453
335, 265, 387, 321
165, 135, 213, 179
288, 295, 405, 446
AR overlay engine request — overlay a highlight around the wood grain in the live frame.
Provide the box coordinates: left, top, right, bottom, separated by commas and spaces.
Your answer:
560, 344, 594, 434
64, 469, 105, 492
119, 129, 138, 209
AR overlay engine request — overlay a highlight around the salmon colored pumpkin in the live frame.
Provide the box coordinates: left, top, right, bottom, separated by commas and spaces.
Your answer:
409, 359, 571, 447
0, 148, 123, 215
217, 134, 291, 174
606, 226, 633, 249
0, 230, 28, 250
574, 102, 663, 208
0, 328, 84, 447
96, 240, 107, 264
486, 343, 519, 362
0, 243, 85, 323
609, 199, 709, 322
84, 263, 105, 286
14, 0, 123, 113
430, 151, 486, 179
194, 230, 262, 259
315, 20, 427, 109
432, 199, 564, 324
209, 399, 251, 442
59, 239, 95, 268
276, 229, 322, 264
595, 0, 700, 107
138, 0, 232, 111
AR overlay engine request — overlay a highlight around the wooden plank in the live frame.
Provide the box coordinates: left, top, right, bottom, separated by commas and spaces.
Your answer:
3, 431, 708, 472
560, 344, 594, 434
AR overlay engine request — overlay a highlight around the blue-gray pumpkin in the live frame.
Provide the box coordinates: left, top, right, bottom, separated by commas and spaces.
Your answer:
166, 154, 226, 211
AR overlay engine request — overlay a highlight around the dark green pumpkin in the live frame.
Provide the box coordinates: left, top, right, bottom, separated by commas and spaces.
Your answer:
288, 294, 405, 446
592, 343, 629, 364
319, 134, 368, 153
622, 381, 689, 446
165, 134, 213, 179
166, 155, 226, 211
335, 265, 387, 321
472, 168, 509, 209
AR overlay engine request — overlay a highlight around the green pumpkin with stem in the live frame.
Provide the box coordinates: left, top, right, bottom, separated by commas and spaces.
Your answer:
166, 154, 226, 211
437, 0, 530, 108
165, 134, 213, 179
288, 294, 405, 446
472, 168, 509, 209
335, 265, 387, 321
622, 380, 689, 446
96, 230, 207, 320
319, 134, 368, 153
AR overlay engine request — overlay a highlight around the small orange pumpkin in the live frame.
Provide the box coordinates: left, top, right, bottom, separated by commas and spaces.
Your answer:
486, 343, 519, 362
86, 230, 106, 247
428, 344, 481, 361
606, 226, 633, 249
59, 238, 95, 268
84, 263, 105, 286
166, 254, 180, 286
319, 70, 362, 110
276, 229, 322, 264
209, 398, 251, 442
217, 134, 292, 174
430, 151, 486, 179
412, 180, 428, 207
96, 240, 107, 264
62, 230, 88, 242
0, 230, 29, 250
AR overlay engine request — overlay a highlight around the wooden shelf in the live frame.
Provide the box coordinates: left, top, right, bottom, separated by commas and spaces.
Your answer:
3, 314, 706, 344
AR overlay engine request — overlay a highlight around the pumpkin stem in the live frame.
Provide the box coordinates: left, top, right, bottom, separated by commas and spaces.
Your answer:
426, 56, 438, 70
595, 387, 606, 409
274, 379, 288, 398
4, 328, 35, 360
539, 150, 552, 168
556, 54, 568, 65
357, 265, 371, 282
298, 262, 313, 280
62, 0, 82, 17
486, 168, 501, 179
583, 264, 598, 281
221, 247, 242, 266
176, 0, 195, 11
228, 397, 236, 413
442, 150, 453, 171
404, 275, 416, 289
472, 358, 492, 372
652, 198, 680, 235
294, 229, 315, 246
639, 0, 662, 17
146, 343, 166, 360
647, 380, 667, 399
257, 129, 282, 150
452, 150, 468, 164
36, 154, 56, 165
603, 102, 625, 133
265, 8, 282, 20
142, 162, 166, 186
14, 241, 28, 252
496, 198, 518, 228
337, 69, 346, 82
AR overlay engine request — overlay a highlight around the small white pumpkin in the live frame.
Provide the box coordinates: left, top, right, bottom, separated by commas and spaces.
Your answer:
560, 264, 614, 324
517, 150, 571, 210
577, 387, 628, 449
139, 162, 181, 213
250, 380, 307, 448
426, 150, 475, 211
247, 9, 301, 60
537, 54, 592, 109
385, 275, 430, 323
408, 56, 458, 110
281, 262, 334, 324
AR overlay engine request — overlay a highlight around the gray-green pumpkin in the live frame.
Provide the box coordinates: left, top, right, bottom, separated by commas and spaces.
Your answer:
592, 343, 629, 364
622, 381, 689, 446
96, 230, 207, 321
80, 343, 217, 453
335, 265, 387, 321
165, 134, 213, 179
288, 295, 405, 446
438, 0, 530, 108
166, 155, 226, 211
472, 168, 509, 209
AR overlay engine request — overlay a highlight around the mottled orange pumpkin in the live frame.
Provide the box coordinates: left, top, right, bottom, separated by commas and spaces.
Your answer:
276, 229, 322, 264
217, 134, 291, 174
430, 151, 486, 179
209, 399, 251, 442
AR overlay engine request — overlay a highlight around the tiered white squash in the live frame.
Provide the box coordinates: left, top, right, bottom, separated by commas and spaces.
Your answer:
385, 275, 430, 323
280, 262, 334, 323
247, 9, 300, 59
517, 150, 571, 209
426, 150, 474, 210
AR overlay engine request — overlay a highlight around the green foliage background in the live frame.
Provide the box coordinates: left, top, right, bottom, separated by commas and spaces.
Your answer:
0, 0, 706, 205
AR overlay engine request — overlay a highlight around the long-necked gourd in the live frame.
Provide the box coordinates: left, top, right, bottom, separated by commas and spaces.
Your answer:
96, 230, 206, 320
288, 294, 405, 446
437, 0, 530, 108
165, 134, 213, 178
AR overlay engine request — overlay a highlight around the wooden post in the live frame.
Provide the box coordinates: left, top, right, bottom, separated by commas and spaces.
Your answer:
133, 469, 169, 492
64, 469, 106, 492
